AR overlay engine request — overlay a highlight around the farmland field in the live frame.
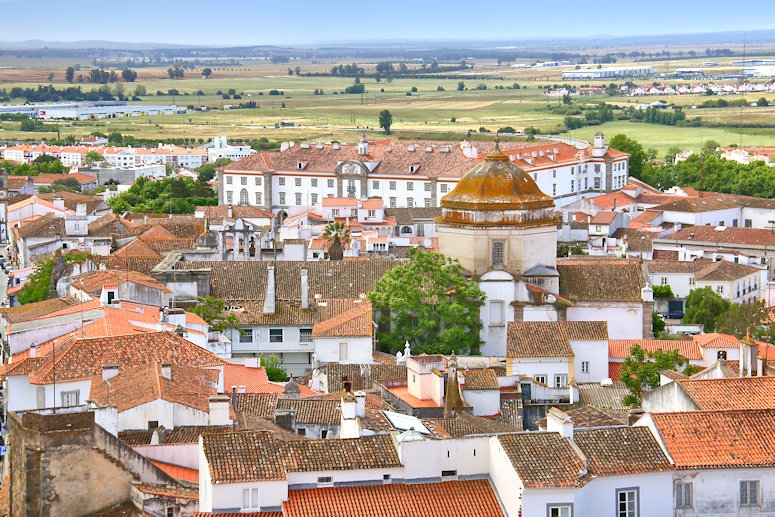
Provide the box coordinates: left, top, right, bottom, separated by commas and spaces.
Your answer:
1, 55, 775, 158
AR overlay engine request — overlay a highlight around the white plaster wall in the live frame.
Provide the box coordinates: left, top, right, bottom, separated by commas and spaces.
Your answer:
508, 357, 569, 383
522, 488, 578, 517
650, 272, 693, 298
741, 206, 775, 229
199, 445, 213, 513
399, 436, 490, 480
673, 467, 775, 517
576, 472, 673, 517
314, 336, 373, 364
134, 443, 199, 470
567, 303, 643, 339
8, 378, 91, 411
488, 437, 523, 517
286, 467, 403, 488
571, 339, 609, 383
210, 479, 288, 513
461, 389, 500, 416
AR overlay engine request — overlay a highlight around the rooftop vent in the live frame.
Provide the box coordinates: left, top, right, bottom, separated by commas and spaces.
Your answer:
600, 377, 614, 387
532, 151, 537, 158
300, 142, 310, 149
408, 145, 415, 152
316, 143, 323, 149
332, 143, 340, 150
517, 153, 522, 159
425, 146, 433, 152
386, 146, 392, 152
440, 146, 450, 153
539, 150, 545, 156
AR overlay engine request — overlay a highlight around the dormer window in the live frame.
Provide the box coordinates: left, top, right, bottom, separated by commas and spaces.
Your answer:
492, 241, 505, 266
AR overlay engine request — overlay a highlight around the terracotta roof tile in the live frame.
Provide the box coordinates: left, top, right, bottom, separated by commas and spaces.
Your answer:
69, 269, 170, 295
310, 362, 407, 393
497, 432, 587, 488
577, 381, 630, 412
676, 376, 775, 410
312, 300, 372, 338
460, 368, 499, 390
692, 333, 740, 349
5, 331, 225, 384
659, 225, 775, 247
535, 405, 627, 429
647, 258, 760, 281
133, 483, 198, 500
609, 339, 702, 361
233, 393, 280, 418
557, 258, 646, 302
651, 409, 775, 468
574, 426, 672, 476
282, 480, 504, 517
276, 398, 341, 425
0, 296, 81, 324
507, 321, 607, 358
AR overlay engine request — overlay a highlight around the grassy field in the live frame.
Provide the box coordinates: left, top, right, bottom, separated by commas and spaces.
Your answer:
2, 56, 775, 158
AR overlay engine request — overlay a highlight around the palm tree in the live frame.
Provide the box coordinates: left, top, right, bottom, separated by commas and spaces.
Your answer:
322, 222, 351, 261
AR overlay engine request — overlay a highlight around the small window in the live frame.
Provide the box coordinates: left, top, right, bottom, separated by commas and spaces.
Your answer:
553, 169, 557, 178
424, 182, 431, 191
740, 480, 759, 506
241, 176, 247, 185
295, 193, 302, 205
332, 209, 339, 216
373, 180, 380, 189
594, 177, 601, 189
675, 482, 692, 509
239, 329, 253, 343
553, 184, 557, 196
717, 285, 724, 294
689, 278, 695, 286
581, 361, 589, 373
148, 420, 159, 430
327, 179, 334, 188
269, 329, 283, 343
441, 470, 457, 480
279, 192, 286, 205
534, 375, 547, 385
617, 488, 638, 517
383, 474, 392, 484
571, 180, 574, 192
255, 177, 262, 186
317, 476, 333, 487
61, 390, 79, 407
407, 182, 413, 191
389, 181, 396, 190
745, 219, 752, 228
339, 342, 349, 361
441, 184, 448, 193
321, 430, 328, 438
492, 241, 505, 266
490, 300, 504, 326
311, 194, 318, 205
425, 199, 431, 208
554, 375, 568, 388
242, 487, 259, 509
547, 505, 573, 517
300, 329, 312, 342
390, 197, 396, 208
368, 209, 375, 217
661, 277, 668, 285
594, 164, 601, 173
226, 176, 233, 184
311, 178, 318, 187
278, 177, 285, 186
226, 191, 233, 204
407, 197, 414, 207
295, 177, 302, 186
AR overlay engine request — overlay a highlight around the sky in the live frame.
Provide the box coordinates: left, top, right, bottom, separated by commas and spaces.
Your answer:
1, 0, 774, 47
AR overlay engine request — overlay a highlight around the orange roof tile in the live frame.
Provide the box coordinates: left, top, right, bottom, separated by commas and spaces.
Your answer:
312, 300, 372, 338
609, 339, 702, 361
282, 480, 504, 517
651, 409, 775, 468
692, 333, 740, 349
676, 376, 775, 410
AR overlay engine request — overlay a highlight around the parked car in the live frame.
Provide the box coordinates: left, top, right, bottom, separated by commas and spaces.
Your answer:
665, 310, 685, 320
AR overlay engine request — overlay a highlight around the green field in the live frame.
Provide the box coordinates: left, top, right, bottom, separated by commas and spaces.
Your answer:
2, 57, 775, 157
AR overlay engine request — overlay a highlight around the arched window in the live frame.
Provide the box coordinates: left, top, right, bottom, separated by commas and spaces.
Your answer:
492, 241, 505, 266
239, 189, 249, 206
401, 226, 413, 235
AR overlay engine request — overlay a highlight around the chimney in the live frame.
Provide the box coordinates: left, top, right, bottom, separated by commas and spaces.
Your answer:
263, 264, 276, 314
208, 395, 232, 426
342, 376, 351, 393
161, 362, 172, 380
227, 204, 233, 218
102, 363, 120, 381
53, 197, 65, 211
300, 267, 309, 310
341, 390, 356, 420
231, 385, 237, 412
238, 385, 246, 394
546, 407, 573, 439
76, 203, 87, 216
355, 391, 366, 418
758, 356, 767, 377
29, 343, 37, 358
310, 368, 320, 392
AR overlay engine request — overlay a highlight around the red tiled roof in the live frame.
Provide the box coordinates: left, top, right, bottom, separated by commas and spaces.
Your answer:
692, 333, 740, 349
677, 376, 775, 410
609, 339, 702, 361
574, 426, 672, 476
312, 300, 372, 338
507, 321, 607, 358
651, 409, 775, 468
497, 432, 587, 488
282, 480, 504, 517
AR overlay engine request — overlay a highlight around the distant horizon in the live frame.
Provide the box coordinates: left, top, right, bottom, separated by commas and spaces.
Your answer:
1, 0, 774, 48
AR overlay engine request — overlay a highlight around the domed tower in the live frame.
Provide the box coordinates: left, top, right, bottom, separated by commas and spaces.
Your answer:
438, 143, 559, 289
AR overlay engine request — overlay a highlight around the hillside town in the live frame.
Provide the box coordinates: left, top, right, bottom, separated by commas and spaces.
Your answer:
0, 122, 774, 517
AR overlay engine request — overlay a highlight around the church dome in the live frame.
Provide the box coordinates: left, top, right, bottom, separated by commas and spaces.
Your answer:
442, 146, 553, 211
439, 145, 556, 227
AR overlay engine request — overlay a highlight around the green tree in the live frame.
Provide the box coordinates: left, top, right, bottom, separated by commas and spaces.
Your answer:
651, 284, 674, 298
18, 252, 92, 304
261, 354, 287, 382
84, 150, 104, 165
665, 146, 682, 165
378, 109, 393, 134
652, 310, 666, 336
701, 139, 720, 156
188, 295, 240, 333
368, 249, 486, 355
457, 81, 465, 91
65, 66, 75, 83
716, 300, 768, 339
321, 222, 351, 260
202, 68, 212, 79
609, 134, 648, 178
121, 68, 137, 82
620, 345, 699, 407
757, 97, 769, 107
683, 287, 729, 332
